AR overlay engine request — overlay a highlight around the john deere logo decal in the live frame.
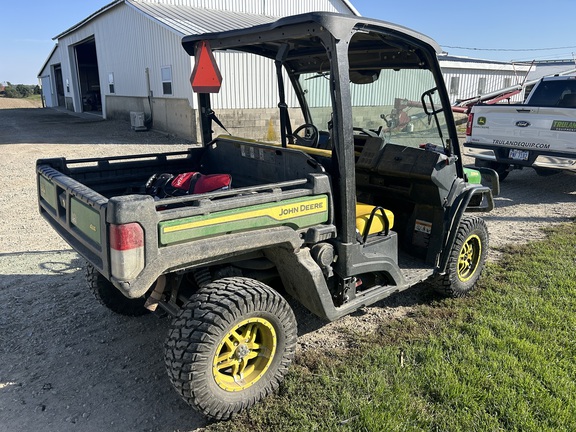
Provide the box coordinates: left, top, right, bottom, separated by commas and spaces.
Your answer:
159, 195, 329, 245
477, 117, 487, 126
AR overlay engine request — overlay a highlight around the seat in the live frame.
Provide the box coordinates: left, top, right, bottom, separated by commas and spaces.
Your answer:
356, 203, 394, 243
557, 93, 576, 107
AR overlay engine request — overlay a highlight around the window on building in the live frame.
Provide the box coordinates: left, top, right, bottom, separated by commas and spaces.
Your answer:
161, 66, 173, 95
478, 77, 487, 95
503, 77, 512, 88
108, 73, 115, 94
450, 76, 460, 95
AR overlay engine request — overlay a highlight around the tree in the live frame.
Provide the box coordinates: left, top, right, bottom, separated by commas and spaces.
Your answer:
4, 87, 19, 98
3, 84, 36, 98
15, 84, 32, 98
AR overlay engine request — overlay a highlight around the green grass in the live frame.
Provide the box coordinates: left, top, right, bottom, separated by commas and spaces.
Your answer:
207, 221, 576, 432
26, 94, 42, 102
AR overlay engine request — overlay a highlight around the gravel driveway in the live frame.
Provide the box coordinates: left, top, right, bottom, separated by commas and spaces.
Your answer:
1, 101, 574, 432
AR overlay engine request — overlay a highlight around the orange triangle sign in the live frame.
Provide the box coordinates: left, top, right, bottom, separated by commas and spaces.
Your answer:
190, 40, 223, 93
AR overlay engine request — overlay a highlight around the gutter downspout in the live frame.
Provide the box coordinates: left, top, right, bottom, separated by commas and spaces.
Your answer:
145, 67, 153, 129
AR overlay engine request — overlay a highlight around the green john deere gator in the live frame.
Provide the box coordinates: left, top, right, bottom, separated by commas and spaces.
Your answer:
36, 12, 497, 420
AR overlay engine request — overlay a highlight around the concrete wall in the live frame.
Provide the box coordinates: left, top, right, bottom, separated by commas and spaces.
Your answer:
106, 95, 197, 140
150, 97, 196, 139
106, 96, 306, 143
208, 108, 305, 142
106, 95, 148, 119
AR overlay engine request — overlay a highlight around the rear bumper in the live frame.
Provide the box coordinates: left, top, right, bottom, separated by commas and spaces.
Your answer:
464, 144, 576, 171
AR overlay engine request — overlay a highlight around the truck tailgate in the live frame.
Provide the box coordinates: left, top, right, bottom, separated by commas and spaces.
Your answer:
467, 105, 576, 155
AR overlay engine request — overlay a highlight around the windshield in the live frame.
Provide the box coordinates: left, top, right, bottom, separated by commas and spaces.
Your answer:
299, 67, 451, 150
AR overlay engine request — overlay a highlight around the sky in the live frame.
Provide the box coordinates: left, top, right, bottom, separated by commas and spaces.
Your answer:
2, 0, 575, 85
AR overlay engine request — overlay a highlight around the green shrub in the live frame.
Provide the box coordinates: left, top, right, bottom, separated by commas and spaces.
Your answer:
3, 84, 36, 98
15, 84, 32, 98
4, 87, 20, 98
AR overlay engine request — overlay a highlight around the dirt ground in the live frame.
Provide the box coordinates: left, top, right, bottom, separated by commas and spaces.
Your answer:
1, 99, 575, 432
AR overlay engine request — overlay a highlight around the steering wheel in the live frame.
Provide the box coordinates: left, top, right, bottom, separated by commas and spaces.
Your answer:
290, 123, 319, 147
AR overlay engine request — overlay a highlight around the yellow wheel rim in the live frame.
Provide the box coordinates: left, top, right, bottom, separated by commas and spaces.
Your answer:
212, 317, 277, 392
458, 234, 482, 282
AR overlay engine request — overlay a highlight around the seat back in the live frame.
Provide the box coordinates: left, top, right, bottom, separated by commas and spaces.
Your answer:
356, 203, 394, 243
557, 93, 576, 107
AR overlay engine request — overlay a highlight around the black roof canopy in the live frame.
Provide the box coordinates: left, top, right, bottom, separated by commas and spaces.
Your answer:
182, 12, 441, 74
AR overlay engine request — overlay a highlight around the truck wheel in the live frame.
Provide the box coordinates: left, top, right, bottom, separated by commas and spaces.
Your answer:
164, 277, 297, 420
85, 264, 149, 316
434, 216, 488, 297
475, 160, 509, 181
534, 168, 560, 177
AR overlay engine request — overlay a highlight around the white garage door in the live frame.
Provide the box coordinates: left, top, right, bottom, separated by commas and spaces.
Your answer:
41, 76, 54, 107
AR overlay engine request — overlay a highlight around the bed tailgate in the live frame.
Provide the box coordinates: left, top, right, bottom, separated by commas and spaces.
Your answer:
37, 161, 109, 273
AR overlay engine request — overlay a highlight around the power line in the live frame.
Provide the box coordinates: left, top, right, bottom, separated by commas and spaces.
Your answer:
442, 45, 576, 52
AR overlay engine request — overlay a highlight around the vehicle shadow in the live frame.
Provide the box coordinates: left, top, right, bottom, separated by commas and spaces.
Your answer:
490, 168, 576, 210
1, 249, 441, 431
0, 251, 207, 432
293, 282, 437, 338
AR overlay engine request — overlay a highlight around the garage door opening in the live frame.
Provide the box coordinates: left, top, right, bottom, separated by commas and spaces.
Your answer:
53, 64, 65, 107
75, 38, 102, 114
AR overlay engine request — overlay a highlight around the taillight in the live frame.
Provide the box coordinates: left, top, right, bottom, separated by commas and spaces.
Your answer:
109, 223, 144, 280
466, 113, 474, 136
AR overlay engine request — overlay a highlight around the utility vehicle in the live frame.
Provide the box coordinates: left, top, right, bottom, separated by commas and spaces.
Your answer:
37, 12, 496, 420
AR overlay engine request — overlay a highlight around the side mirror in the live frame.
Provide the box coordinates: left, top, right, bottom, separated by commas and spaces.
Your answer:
350, 70, 380, 85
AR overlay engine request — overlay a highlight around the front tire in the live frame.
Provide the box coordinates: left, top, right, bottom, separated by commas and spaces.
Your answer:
434, 216, 488, 297
164, 277, 297, 420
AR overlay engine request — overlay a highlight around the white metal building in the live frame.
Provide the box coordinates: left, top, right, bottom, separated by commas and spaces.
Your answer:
38, 0, 358, 141
519, 59, 576, 99
526, 59, 576, 81
38, 0, 535, 140
438, 55, 532, 105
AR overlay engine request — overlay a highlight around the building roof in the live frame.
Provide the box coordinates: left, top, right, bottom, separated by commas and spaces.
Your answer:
54, 0, 123, 40
37, 44, 60, 78
532, 59, 576, 67
527, 60, 576, 81
53, 0, 359, 40
438, 54, 531, 72
127, 0, 276, 36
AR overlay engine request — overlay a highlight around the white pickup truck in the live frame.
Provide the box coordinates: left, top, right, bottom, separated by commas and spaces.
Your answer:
464, 75, 576, 180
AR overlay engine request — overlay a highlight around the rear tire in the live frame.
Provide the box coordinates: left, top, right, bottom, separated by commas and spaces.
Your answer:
164, 277, 297, 420
86, 264, 149, 316
534, 168, 560, 177
433, 216, 488, 297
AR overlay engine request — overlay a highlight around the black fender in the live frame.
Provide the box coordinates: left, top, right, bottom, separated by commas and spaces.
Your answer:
437, 185, 493, 274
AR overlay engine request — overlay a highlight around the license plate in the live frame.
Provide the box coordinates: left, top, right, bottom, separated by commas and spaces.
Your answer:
509, 149, 529, 160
